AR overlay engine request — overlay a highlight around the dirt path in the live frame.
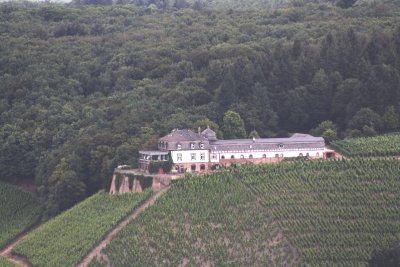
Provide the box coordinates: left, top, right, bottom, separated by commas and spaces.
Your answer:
0, 233, 33, 267
77, 187, 169, 267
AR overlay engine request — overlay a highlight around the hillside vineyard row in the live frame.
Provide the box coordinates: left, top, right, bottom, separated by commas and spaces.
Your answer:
89, 159, 400, 266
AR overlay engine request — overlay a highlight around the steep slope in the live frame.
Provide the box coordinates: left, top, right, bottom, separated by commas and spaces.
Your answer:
0, 182, 43, 249
89, 159, 400, 266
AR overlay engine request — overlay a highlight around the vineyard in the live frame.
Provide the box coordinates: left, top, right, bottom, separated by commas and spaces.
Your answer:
90, 159, 400, 266
0, 182, 43, 249
0, 256, 16, 267
13, 190, 152, 267
331, 133, 400, 157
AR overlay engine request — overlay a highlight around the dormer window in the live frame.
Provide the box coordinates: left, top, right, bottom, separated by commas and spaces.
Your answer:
200, 143, 205, 149
177, 144, 182, 150
190, 143, 196, 149
278, 143, 284, 149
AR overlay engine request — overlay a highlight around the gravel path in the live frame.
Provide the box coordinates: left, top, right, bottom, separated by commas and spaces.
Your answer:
0, 232, 33, 267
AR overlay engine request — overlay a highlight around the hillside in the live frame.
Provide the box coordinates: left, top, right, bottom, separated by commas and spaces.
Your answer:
0, 256, 16, 267
1, 0, 400, 215
13, 190, 152, 267
89, 159, 400, 266
331, 133, 400, 157
0, 182, 43, 249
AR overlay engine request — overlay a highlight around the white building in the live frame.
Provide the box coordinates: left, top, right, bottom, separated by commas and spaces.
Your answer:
139, 128, 331, 173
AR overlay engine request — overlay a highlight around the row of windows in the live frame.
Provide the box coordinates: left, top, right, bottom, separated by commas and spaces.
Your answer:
217, 152, 319, 159
175, 164, 206, 172
176, 153, 206, 161
220, 154, 258, 159
177, 152, 321, 162
214, 147, 322, 153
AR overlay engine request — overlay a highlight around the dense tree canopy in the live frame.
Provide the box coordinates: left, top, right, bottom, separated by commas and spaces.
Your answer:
1, 0, 400, 215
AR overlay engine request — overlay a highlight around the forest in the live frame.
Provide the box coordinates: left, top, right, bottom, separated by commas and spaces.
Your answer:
1, 0, 400, 215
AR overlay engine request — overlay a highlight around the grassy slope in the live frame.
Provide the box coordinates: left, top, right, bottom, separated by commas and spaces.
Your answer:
0, 182, 43, 249
91, 159, 400, 266
13, 190, 152, 267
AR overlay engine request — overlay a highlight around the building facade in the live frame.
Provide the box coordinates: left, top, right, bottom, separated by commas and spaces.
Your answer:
139, 128, 330, 173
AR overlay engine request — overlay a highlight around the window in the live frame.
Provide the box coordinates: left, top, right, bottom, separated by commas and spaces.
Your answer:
200, 143, 205, 149
280, 153, 283, 158
262, 154, 266, 158
211, 154, 217, 160
200, 153, 205, 160
177, 153, 182, 161
249, 154, 253, 159
306, 153, 309, 157
191, 153, 196, 161
231, 155, 235, 159
316, 152, 320, 157
299, 153, 303, 157
190, 143, 196, 149
221, 155, 225, 159
275, 154, 279, 158
200, 164, 206, 171
240, 155, 244, 159
177, 144, 182, 150
179, 165, 185, 173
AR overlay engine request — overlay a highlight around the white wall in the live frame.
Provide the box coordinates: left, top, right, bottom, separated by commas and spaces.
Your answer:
171, 150, 209, 164
172, 148, 325, 164
211, 149, 324, 160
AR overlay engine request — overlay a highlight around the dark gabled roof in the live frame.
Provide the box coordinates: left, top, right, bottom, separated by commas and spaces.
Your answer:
201, 126, 218, 141
209, 133, 325, 151
139, 151, 169, 155
159, 129, 208, 142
